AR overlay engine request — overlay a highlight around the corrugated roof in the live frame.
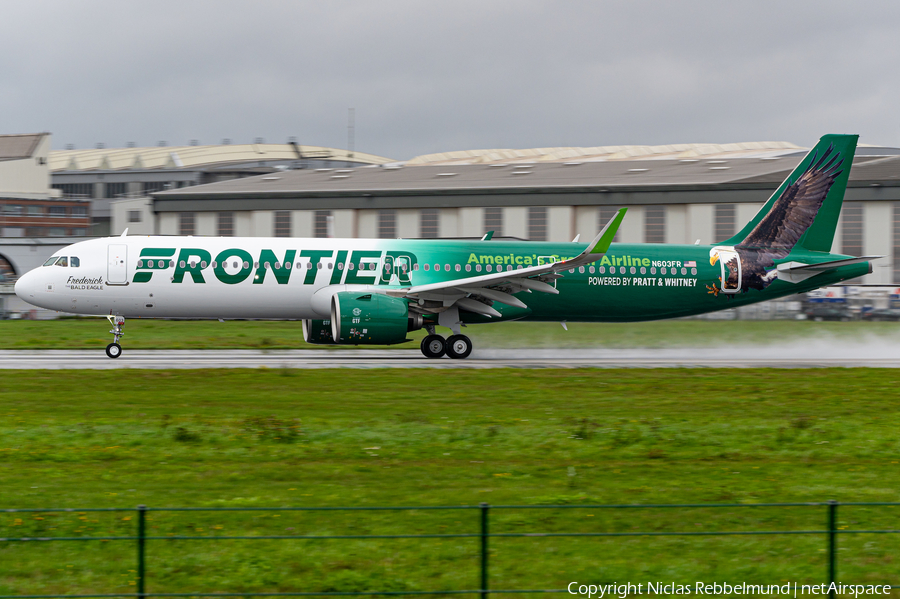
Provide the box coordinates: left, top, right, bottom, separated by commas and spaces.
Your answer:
405, 141, 805, 165
154, 153, 899, 201
48, 143, 394, 172
0, 133, 48, 162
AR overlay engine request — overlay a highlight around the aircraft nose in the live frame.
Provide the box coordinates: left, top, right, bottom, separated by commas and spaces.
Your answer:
14, 269, 37, 300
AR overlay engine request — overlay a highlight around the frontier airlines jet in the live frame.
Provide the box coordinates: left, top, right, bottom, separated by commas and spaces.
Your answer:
15, 134, 878, 359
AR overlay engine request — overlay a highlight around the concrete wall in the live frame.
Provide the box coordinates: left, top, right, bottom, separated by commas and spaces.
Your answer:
574, 206, 598, 239
357, 210, 377, 238
397, 209, 418, 238
292, 210, 313, 238
333, 209, 355, 238
864, 201, 892, 284
458, 207, 482, 237
619, 205, 644, 244
547, 206, 572, 242
0, 135, 52, 198
111, 197, 154, 236
251, 211, 273, 237
439, 208, 459, 238
505, 207, 527, 239
687, 204, 714, 245
666, 205, 687, 245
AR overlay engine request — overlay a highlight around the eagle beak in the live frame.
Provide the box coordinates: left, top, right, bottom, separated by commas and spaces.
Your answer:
710, 254, 719, 266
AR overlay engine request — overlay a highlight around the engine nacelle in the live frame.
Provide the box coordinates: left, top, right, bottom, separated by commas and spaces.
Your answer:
330, 291, 421, 345
302, 319, 335, 344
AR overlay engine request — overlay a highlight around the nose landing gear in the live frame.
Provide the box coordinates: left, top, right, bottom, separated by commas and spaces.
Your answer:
105, 315, 125, 359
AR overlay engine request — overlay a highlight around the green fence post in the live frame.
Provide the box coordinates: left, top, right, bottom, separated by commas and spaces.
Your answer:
137, 505, 147, 598
480, 503, 489, 599
828, 500, 837, 599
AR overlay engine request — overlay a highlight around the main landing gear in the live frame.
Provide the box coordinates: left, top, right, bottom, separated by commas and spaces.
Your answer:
105, 315, 125, 359
419, 333, 473, 359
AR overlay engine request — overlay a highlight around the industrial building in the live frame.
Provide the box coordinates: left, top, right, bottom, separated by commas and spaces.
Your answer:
49, 141, 394, 236
146, 141, 900, 286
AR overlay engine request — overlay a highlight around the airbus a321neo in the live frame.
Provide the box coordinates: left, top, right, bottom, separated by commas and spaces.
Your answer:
15, 134, 878, 359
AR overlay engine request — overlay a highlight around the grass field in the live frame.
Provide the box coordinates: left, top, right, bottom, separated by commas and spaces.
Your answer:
1, 368, 899, 594
2, 318, 900, 349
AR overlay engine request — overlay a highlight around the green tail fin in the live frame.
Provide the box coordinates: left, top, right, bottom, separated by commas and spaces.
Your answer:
724, 134, 858, 253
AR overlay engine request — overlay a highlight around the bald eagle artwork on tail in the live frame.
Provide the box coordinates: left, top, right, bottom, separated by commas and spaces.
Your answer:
708, 144, 845, 296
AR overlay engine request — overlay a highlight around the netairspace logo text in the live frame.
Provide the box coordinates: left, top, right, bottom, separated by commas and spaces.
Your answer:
567, 581, 893, 598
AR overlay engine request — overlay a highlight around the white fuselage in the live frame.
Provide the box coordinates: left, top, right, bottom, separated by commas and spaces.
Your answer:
14, 236, 408, 319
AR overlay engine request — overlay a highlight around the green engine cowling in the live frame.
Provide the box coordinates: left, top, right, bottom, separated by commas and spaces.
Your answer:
330, 291, 422, 345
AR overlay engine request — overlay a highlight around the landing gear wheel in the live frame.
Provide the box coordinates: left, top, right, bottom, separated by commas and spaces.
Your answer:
106, 343, 122, 359
445, 334, 473, 360
421, 334, 446, 359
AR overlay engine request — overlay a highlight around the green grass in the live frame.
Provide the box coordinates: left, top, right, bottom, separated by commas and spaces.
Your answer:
1, 369, 899, 593
2, 318, 900, 349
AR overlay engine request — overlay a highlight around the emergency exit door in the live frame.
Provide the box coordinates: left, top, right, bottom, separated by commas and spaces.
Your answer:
107, 244, 128, 284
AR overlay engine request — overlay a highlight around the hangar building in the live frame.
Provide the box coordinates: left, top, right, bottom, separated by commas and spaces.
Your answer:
49, 141, 394, 236
148, 141, 900, 286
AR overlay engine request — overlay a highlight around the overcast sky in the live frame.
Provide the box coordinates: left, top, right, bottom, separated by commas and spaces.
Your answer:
3, 1, 899, 160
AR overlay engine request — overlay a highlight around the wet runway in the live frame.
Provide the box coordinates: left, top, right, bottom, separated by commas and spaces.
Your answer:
2, 343, 900, 369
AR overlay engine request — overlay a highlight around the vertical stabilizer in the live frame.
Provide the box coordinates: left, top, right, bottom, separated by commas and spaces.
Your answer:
723, 134, 857, 253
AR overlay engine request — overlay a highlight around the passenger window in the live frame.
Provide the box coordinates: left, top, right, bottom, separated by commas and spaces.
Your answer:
71, 257, 80, 267
465, 264, 471, 272
56, 257, 68, 267
475, 264, 482, 272
423, 264, 430, 271
434, 264, 440, 271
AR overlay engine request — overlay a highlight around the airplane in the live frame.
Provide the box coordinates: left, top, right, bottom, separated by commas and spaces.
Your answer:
15, 134, 879, 360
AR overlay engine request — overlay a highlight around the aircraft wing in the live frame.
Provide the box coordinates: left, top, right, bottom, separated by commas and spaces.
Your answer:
387, 208, 626, 318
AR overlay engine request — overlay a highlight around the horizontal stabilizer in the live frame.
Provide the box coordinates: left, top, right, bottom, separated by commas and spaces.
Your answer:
776, 255, 881, 283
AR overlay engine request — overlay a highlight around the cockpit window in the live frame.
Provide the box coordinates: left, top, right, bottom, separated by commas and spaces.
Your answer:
70, 257, 80, 267
43, 257, 59, 266
56, 257, 69, 267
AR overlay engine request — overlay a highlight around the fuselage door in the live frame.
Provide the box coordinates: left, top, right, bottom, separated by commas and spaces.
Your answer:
718, 249, 741, 294
108, 244, 128, 284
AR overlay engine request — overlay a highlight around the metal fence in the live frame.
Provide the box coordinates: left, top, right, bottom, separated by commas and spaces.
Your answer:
1, 501, 898, 598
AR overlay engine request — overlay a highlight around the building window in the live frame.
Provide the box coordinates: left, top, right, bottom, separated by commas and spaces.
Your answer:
274, 211, 292, 237
71, 229, 86, 236
314, 210, 332, 238
49, 228, 66, 237
27, 205, 43, 216
420, 208, 439, 238
1, 205, 23, 215
142, 182, 167, 195
52, 183, 93, 198
842, 204, 863, 257
105, 183, 128, 199
598, 207, 621, 242
528, 207, 547, 241
484, 207, 503, 237
645, 206, 666, 243
715, 204, 736, 241
49, 206, 67, 217
72, 206, 88, 217
180, 212, 195, 236
128, 211, 142, 223
378, 210, 396, 239
218, 212, 234, 236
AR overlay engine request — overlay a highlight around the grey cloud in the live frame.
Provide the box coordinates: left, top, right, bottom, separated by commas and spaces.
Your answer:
2, 0, 899, 159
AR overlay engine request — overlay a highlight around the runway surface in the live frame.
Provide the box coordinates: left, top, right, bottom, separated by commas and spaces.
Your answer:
2, 342, 900, 369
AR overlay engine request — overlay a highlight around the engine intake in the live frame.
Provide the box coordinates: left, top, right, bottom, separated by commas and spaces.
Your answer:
302, 319, 335, 344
